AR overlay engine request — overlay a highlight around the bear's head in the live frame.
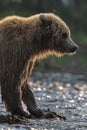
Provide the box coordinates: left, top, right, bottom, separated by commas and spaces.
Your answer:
39, 13, 78, 56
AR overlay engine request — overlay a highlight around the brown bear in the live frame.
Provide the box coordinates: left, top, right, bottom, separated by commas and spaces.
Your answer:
0, 13, 78, 118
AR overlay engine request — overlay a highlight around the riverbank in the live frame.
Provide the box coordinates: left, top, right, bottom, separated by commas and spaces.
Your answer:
0, 72, 87, 130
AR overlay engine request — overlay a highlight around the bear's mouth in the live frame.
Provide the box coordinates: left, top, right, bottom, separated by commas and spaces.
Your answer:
53, 45, 78, 57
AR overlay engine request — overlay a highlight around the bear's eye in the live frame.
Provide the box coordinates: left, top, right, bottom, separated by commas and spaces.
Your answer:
62, 33, 68, 39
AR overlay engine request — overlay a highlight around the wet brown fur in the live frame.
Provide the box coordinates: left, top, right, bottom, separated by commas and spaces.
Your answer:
0, 13, 75, 115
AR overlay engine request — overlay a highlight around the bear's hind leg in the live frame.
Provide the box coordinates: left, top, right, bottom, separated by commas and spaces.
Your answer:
21, 83, 43, 118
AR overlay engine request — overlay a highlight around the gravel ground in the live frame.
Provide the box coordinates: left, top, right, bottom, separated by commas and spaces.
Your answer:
0, 72, 87, 130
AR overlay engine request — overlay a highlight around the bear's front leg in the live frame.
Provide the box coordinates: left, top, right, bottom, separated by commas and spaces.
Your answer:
21, 83, 43, 118
8, 93, 29, 117
21, 83, 66, 120
1, 76, 29, 118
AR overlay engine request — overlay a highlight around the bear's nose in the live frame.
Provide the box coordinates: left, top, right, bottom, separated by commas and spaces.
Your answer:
70, 45, 79, 52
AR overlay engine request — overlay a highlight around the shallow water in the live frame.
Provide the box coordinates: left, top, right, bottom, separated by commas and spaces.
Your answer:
0, 72, 87, 130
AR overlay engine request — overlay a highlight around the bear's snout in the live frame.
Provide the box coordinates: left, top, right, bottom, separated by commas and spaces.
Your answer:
65, 38, 79, 53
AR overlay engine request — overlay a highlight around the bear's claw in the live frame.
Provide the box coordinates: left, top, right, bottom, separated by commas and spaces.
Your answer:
28, 106, 43, 118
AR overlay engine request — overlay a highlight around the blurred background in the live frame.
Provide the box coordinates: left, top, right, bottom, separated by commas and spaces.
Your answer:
0, 0, 87, 74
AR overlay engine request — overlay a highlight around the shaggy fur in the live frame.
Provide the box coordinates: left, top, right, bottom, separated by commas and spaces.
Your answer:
0, 13, 78, 117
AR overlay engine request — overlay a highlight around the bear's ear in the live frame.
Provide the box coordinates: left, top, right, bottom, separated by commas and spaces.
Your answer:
39, 14, 47, 24
39, 14, 52, 27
